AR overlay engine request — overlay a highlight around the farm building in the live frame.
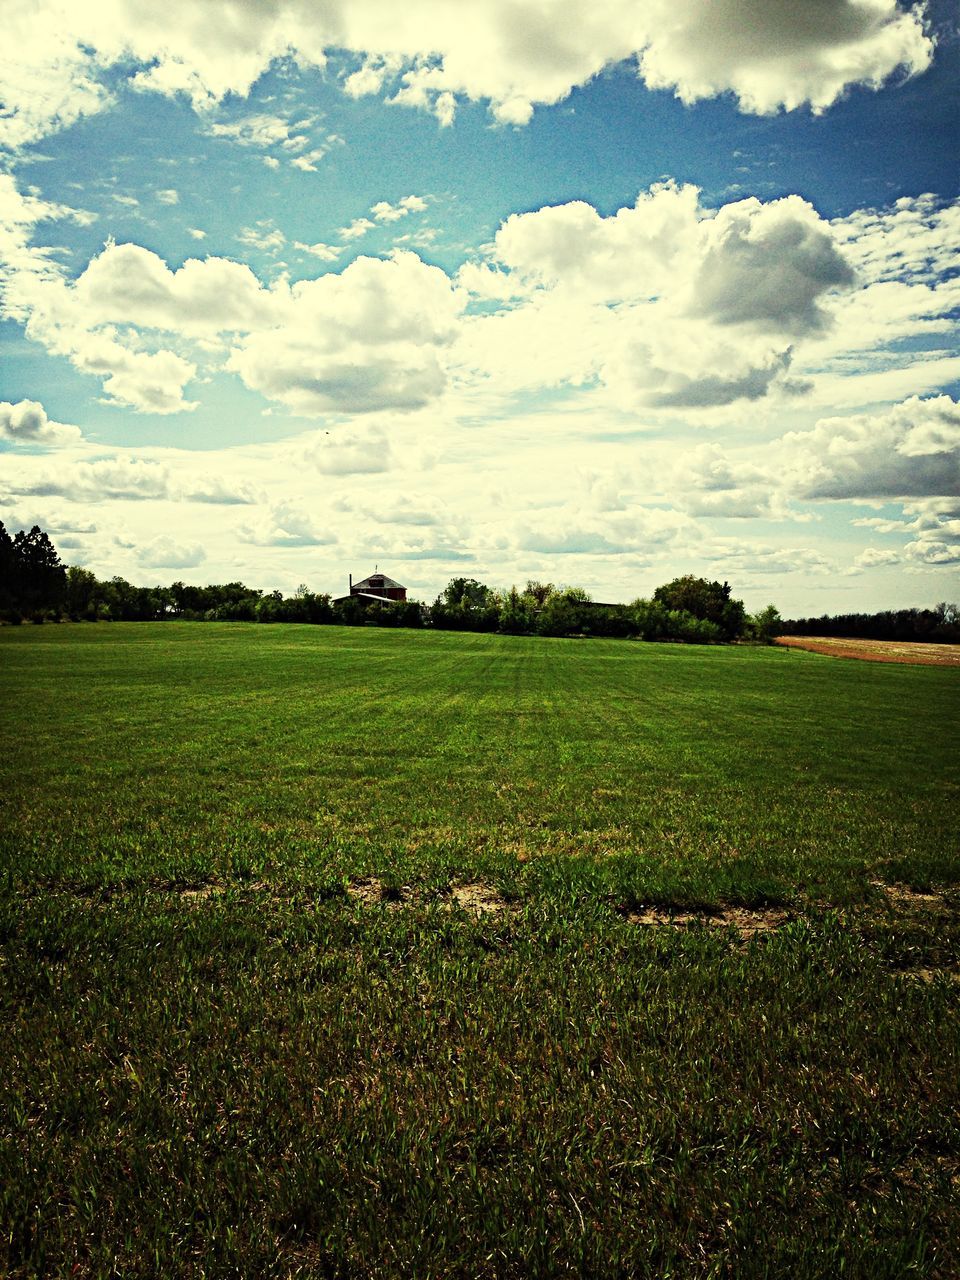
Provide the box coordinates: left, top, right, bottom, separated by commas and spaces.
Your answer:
333, 569, 407, 605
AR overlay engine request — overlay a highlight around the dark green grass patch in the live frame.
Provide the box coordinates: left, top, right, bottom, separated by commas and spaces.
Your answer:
1, 624, 958, 1276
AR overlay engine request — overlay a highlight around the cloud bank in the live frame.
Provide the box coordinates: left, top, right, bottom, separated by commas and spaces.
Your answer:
0, 0, 934, 149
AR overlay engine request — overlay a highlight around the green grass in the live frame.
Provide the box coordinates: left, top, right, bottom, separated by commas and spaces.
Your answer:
1, 623, 959, 1277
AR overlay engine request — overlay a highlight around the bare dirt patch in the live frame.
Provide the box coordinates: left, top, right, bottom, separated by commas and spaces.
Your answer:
451, 882, 507, 917
346, 877, 409, 908
894, 967, 960, 984
177, 883, 221, 903
871, 880, 954, 914
776, 636, 960, 666
623, 905, 790, 937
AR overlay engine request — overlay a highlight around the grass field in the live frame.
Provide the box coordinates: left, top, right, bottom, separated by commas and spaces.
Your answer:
2, 623, 959, 1277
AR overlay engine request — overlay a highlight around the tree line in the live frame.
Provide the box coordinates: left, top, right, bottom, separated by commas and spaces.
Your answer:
782, 604, 960, 645
0, 523, 786, 643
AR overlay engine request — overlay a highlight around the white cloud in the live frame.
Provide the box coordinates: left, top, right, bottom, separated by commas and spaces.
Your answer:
688, 196, 854, 337
674, 444, 788, 519
462, 184, 855, 410
0, 0, 933, 151
8, 456, 172, 501
339, 217, 375, 241
290, 137, 344, 171
138, 534, 205, 568
207, 112, 297, 149
73, 241, 273, 336
0, 399, 81, 446
637, 0, 931, 115
236, 500, 335, 547
369, 497, 441, 526
853, 547, 901, 570
237, 222, 286, 253
832, 194, 960, 287
302, 426, 395, 475
178, 475, 258, 505
791, 396, 960, 500
0, 178, 198, 413
904, 540, 960, 566
294, 241, 342, 262
155, 188, 179, 206
228, 251, 462, 415
370, 195, 428, 223
187, 228, 206, 240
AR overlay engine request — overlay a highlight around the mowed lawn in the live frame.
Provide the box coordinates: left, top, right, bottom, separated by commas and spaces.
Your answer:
2, 623, 959, 1278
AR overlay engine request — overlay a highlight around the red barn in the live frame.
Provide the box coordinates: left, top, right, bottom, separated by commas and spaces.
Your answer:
335, 569, 407, 604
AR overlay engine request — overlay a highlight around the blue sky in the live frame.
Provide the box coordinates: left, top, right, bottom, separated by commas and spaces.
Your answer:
1, 0, 958, 613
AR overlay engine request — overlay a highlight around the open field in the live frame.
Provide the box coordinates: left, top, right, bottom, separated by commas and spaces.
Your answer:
2, 623, 959, 1278
776, 635, 960, 666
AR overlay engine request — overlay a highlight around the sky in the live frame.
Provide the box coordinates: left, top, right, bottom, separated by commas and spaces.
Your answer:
1, 0, 958, 615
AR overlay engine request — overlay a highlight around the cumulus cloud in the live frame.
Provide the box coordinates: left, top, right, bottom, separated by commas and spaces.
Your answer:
0, 399, 82, 446
689, 196, 855, 336
0, 0, 934, 150
0, 179, 199, 413
236, 500, 335, 547
369, 497, 441, 526
302, 427, 395, 475
852, 499, 960, 567
137, 534, 204, 568
904, 540, 960, 566
675, 444, 787, 519
178, 475, 258, 504
371, 195, 428, 223
792, 396, 960, 500
852, 547, 900, 570
3, 452, 260, 506
237, 222, 286, 254
228, 251, 462, 415
636, 0, 931, 115
464, 184, 854, 410
515, 505, 691, 557
339, 217, 375, 241
294, 241, 342, 261
8, 456, 172, 501
73, 241, 273, 336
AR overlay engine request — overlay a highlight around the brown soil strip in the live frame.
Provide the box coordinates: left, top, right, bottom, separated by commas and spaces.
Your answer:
623, 905, 790, 937
776, 636, 960, 666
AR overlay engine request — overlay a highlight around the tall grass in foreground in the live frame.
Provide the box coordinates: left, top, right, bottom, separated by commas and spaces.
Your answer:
1, 624, 958, 1277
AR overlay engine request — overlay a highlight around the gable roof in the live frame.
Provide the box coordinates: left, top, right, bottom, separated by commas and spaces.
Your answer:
353, 572, 404, 591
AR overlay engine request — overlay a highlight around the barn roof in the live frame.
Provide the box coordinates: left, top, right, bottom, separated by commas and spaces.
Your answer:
353, 572, 404, 590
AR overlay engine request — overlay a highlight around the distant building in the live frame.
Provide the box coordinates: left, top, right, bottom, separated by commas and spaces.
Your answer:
333, 568, 407, 605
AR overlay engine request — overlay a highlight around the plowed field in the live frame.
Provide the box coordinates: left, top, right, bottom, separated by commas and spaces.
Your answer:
776, 634, 960, 665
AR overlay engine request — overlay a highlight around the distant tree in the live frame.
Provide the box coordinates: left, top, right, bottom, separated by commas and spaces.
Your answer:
442, 577, 493, 610
524, 580, 555, 608
0, 522, 15, 612
498, 586, 534, 634
432, 578, 499, 630
536, 587, 593, 637
782, 603, 959, 645
12, 525, 66, 614
653, 575, 747, 640
748, 604, 782, 643
65, 566, 99, 619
